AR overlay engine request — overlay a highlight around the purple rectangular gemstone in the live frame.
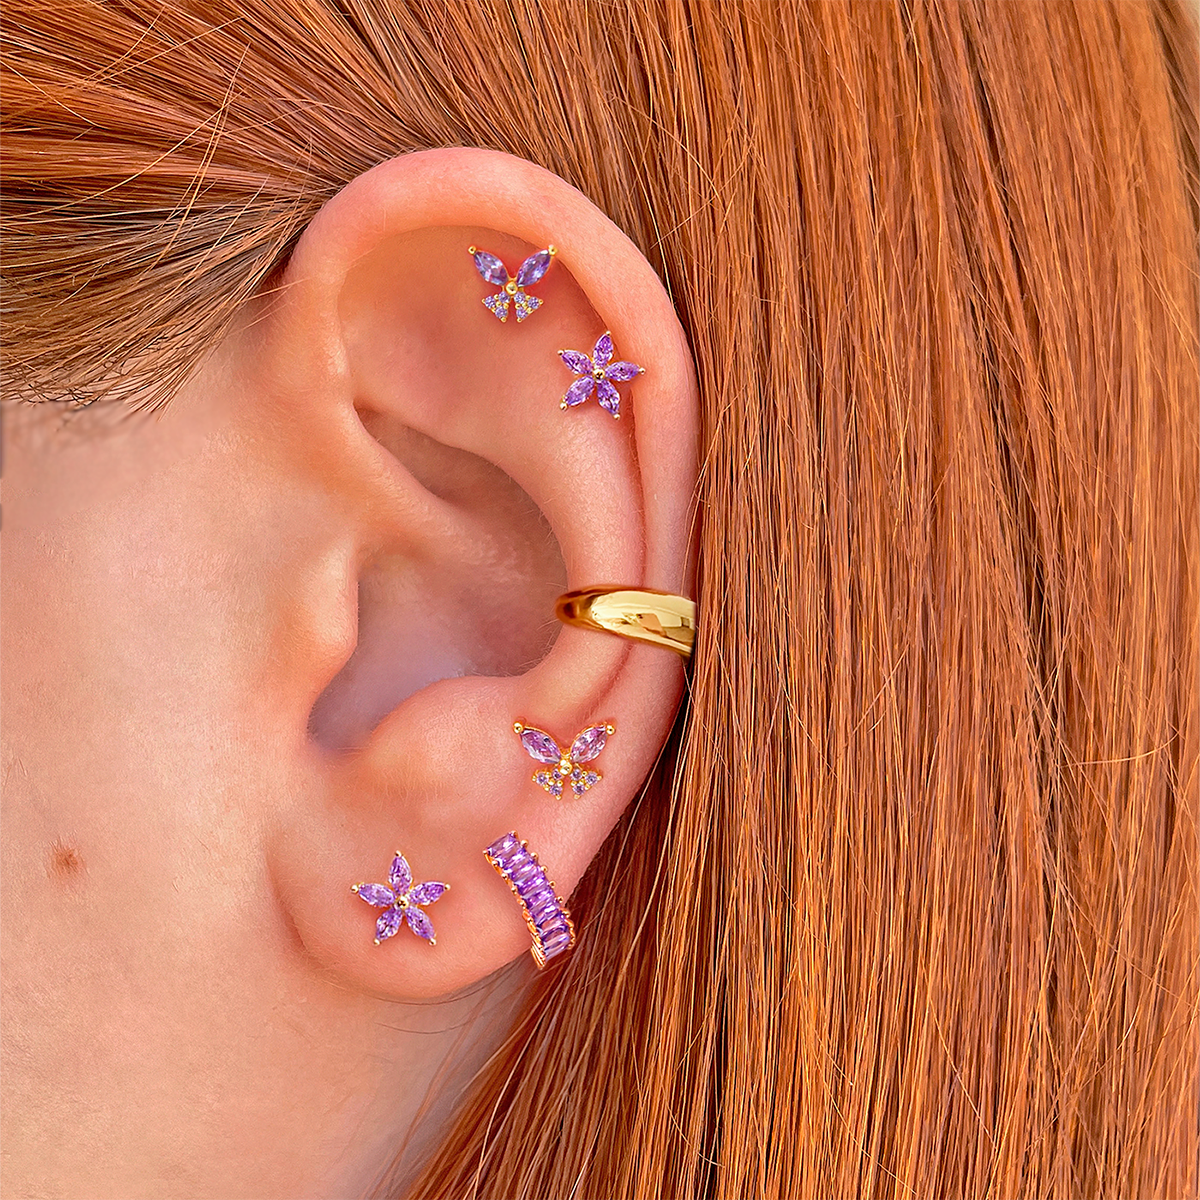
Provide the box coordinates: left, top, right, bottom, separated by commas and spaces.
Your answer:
522, 886, 555, 912
541, 931, 571, 956
529, 900, 559, 926
535, 911, 565, 935
486, 833, 519, 859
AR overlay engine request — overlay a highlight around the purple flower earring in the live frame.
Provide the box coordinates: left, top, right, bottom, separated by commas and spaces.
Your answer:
558, 332, 644, 418
351, 851, 448, 945
470, 245, 556, 322
484, 831, 575, 967
514, 720, 614, 798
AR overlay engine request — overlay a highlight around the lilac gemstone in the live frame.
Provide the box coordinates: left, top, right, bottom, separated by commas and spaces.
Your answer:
472, 249, 509, 286
389, 854, 412, 893
571, 782, 585, 796
592, 331, 614, 368
409, 881, 447, 905
405, 907, 436, 942
541, 931, 571, 955
563, 377, 596, 408
570, 725, 608, 763
550, 782, 563, 797
596, 379, 621, 417
523, 886, 555, 911
513, 292, 541, 321
356, 883, 396, 908
559, 349, 592, 375
510, 861, 539, 886
520, 727, 562, 764
605, 360, 641, 382
516, 249, 553, 286
482, 293, 510, 321
487, 832, 519, 859
375, 907, 403, 942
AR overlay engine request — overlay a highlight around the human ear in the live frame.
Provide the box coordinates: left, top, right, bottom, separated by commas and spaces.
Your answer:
224, 148, 699, 998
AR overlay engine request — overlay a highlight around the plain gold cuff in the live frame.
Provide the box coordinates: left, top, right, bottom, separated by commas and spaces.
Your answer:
554, 587, 696, 658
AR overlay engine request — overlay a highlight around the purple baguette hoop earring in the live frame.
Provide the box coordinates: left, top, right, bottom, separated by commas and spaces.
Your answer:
470, 245, 556, 322
484, 832, 575, 968
351, 851, 448, 946
514, 719, 614, 798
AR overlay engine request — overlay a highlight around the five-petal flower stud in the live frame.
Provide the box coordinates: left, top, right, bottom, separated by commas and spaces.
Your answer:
558, 332, 644, 419
470, 245, 556, 323
351, 852, 448, 946
514, 720, 615, 798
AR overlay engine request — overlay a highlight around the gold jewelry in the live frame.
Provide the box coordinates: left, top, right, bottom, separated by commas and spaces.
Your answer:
554, 587, 696, 658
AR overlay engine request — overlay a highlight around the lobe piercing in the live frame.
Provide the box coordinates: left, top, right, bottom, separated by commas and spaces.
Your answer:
351, 851, 448, 945
514, 720, 614, 798
470, 245, 556, 322
558, 331, 644, 419
484, 831, 576, 967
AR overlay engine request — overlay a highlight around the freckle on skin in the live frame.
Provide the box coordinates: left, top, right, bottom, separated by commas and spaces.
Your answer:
48, 840, 85, 881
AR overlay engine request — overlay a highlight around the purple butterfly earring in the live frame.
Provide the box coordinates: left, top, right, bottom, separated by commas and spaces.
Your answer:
514, 720, 614, 798
351, 851, 448, 945
558, 332, 644, 419
470, 245, 556, 323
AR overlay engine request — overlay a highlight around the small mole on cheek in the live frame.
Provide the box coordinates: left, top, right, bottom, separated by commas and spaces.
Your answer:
48, 840, 86, 883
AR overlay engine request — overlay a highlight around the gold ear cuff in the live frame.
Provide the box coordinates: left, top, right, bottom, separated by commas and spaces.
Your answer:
554, 587, 696, 658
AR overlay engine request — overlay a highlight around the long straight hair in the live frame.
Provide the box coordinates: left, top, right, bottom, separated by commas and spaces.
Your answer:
5, 2, 1197, 1195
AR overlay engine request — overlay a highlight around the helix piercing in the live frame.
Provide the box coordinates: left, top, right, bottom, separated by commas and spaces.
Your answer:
484, 831, 575, 967
514, 720, 614, 798
470, 245, 556, 322
558, 331, 644, 419
554, 587, 696, 658
351, 851, 448, 945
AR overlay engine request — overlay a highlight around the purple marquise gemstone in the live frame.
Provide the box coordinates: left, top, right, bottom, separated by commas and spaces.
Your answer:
516, 249, 553, 286
389, 854, 412, 893
356, 883, 396, 907
375, 908, 404, 942
570, 725, 609, 763
405, 907, 436, 942
596, 379, 621, 416
605, 360, 642, 382
409, 881, 447, 905
472, 249, 509, 286
592, 331, 614, 368
520, 728, 562, 764
559, 349, 592, 375
563, 377, 596, 407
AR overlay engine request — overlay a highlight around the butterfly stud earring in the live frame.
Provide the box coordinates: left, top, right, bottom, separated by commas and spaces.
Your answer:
558, 332, 644, 419
514, 720, 614, 798
351, 851, 448, 945
470, 245, 556, 322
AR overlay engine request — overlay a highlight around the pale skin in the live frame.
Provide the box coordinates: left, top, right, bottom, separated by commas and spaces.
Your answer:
2, 150, 699, 1198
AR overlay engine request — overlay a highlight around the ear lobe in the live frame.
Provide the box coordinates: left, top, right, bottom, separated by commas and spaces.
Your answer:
242, 148, 698, 998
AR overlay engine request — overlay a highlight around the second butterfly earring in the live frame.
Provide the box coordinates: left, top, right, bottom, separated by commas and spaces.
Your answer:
514, 720, 614, 798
